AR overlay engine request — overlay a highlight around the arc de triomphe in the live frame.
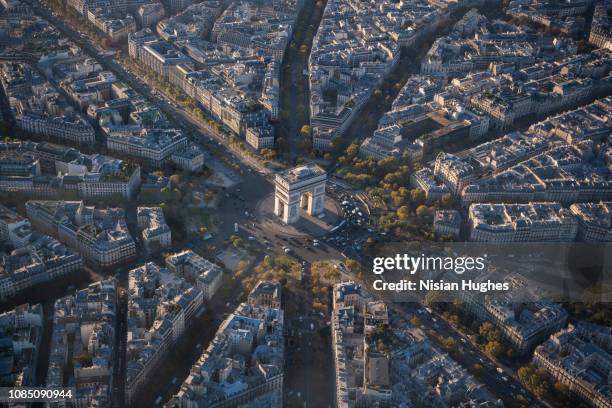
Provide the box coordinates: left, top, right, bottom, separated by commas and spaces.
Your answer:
274, 164, 327, 224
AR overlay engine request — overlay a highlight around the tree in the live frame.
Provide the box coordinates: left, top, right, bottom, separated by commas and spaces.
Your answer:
391, 191, 405, 208
479, 322, 501, 342
484, 340, 503, 358
261, 148, 276, 160
313, 301, 326, 314
446, 313, 460, 327
76, 353, 93, 367
440, 337, 457, 351
397, 206, 410, 221
416, 205, 429, 218
554, 381, 570, 397
229, 235, 244, 249
345, 143, 360, 160
518, 365, 550, 399
300, 125, 312, 138
344, 258, 359, 273
169, 174, 182, 187
410, 188, 426, 205
479, 321, 494, 337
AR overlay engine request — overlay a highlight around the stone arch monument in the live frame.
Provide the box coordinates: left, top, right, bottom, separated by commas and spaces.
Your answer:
274, 163, 327, 224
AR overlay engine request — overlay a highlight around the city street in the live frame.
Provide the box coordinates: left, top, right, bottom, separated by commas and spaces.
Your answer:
283, 285, 335, 407
277, 0, 326, 160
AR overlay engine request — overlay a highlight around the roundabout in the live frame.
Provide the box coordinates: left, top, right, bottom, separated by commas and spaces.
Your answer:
254, 191, 343, 238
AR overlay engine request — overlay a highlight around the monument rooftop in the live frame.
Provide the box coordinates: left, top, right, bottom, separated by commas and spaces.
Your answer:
276, 164, 327, 185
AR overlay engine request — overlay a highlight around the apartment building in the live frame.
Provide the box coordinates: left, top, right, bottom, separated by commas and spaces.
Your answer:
589, 3, 612, 51
433, 210, 461, 238
570, 201, 612, 242
171, 143, 204, 172
104, 127, 188, 167
47, 279, 116, 406
0, 142, 141, 200
247, 280, 281, 309
0, 204, 32, 248
136, 206, 171, 252
25, 200, 135, 268
534, 322, 612, 408
165, 249, 223, 300
0, 234, 82, 301
135, 2, 165, 28
434, 152, 477, 195
468, 202, 578, 242
246, 125, 275, 150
